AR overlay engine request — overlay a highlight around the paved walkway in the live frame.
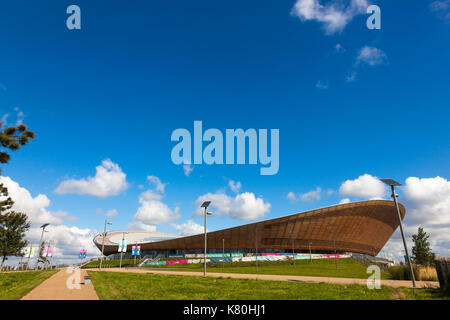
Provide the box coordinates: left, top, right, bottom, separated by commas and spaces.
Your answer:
86, 267, 439, 289
21, 269, 99, 300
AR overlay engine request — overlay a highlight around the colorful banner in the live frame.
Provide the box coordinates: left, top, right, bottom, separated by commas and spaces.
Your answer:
43, 246, 48, 256
166, 259, 188, 265
122, 240, 127, 253
47, 246, 53, 257
118, 240, 122, 252
131, 246, 136, 256
136, 246, 141, 256
30, 248, 35, 258
79, 249, 87, 259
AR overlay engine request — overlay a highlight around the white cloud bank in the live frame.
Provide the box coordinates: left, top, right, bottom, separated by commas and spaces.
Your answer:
0, 176, 97, 265
336, 174, 450, 261
194, 183, 271, 221
171, 220, 204, 236
54, 159, 128, 198
339, 173, 387, 199
291, 0, 368, 35
129, 176, 180, 231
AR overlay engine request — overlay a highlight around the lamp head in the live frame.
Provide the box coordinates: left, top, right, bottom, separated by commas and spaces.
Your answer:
201, 201, 211, 209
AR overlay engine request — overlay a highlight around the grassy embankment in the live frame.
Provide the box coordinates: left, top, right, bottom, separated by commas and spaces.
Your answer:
0, 270, 58, 300
88, 271, 448, 300
143, 258, 393, 280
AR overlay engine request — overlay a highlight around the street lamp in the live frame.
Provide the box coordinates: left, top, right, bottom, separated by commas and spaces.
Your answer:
309, 241, 313, 264
119, 231, 129, 269
222, 238, 225, 269
380, 178, 416, 288
35, 223, 49, 270
99, 219, 112, 271
291, 233, 295, 267
332, 229, 337, 270
201, 201, 212, 277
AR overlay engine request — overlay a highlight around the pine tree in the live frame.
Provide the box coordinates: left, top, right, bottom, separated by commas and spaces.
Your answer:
0, 210, 30, 269
0, 121, 35, 270
0, 122, 35, 169
411, 227, 435, 266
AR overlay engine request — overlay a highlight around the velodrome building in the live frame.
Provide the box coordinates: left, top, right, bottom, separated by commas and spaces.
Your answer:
93, 200, 405, 258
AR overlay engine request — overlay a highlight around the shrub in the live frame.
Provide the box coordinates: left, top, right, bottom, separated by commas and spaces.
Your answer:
388, 264, 420, 280
418, 266, 438, 281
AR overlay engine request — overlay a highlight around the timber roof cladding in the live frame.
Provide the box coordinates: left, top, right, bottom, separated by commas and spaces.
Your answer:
95, 200, 405, 256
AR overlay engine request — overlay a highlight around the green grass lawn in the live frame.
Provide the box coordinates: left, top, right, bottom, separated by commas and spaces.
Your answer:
144, 258, 393, 280
88, 271, 448, 300
82, 259, 138, 269
0, 270, 58, 300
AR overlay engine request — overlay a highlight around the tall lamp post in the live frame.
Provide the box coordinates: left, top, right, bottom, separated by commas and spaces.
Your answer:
291, 233, 295, 267
119, 231, 129, 269
99, 219, 112, 271
380, 178, 416, 288
309, 241, 313, 264
201, 201, 212, 277
35, 223, 49, 270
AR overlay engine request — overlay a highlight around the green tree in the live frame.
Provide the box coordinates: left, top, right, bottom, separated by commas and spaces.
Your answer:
0, 121, 35, 270
0, 211, 30, 270
0, 122, 35, 169
411, 227, 436, 266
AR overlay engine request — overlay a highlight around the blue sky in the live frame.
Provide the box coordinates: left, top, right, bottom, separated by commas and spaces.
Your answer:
1, 1, 449, 262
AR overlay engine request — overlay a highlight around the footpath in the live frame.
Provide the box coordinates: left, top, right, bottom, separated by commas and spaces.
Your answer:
21, 268, 99, 300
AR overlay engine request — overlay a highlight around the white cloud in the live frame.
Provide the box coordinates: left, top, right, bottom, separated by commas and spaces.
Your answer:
147, 175, 167, 193
129, 176, 180, 230
0, 176, 97, 265
315, 80, 329, 89
291, 0, 368, 35
346, 46, 387, 83
335, 43, 346, 52
287, 192, 297, 201
1, 176, 64, 226
356, 46, 387, 66
287, 187, 322, 202
131, 191, 180, 226
128, 221, 157, 232
339, 198, 351, 204
228, 180, 242, 193
429, 1, 450, 22
370, 176, 450, 262
96, 208, 118, 217
183, 164, 194, 176
54, 159, 128, 198
300, 187, 322, 202
171, 220, 204, 236
346, 71, 357, 82
1, 107, 26, 126
402, 176, 450, 226
339, 174, 387, 199
194, 191, 270, 221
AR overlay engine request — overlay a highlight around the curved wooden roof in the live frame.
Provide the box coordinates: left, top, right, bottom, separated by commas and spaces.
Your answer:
95, 200, 405, 256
